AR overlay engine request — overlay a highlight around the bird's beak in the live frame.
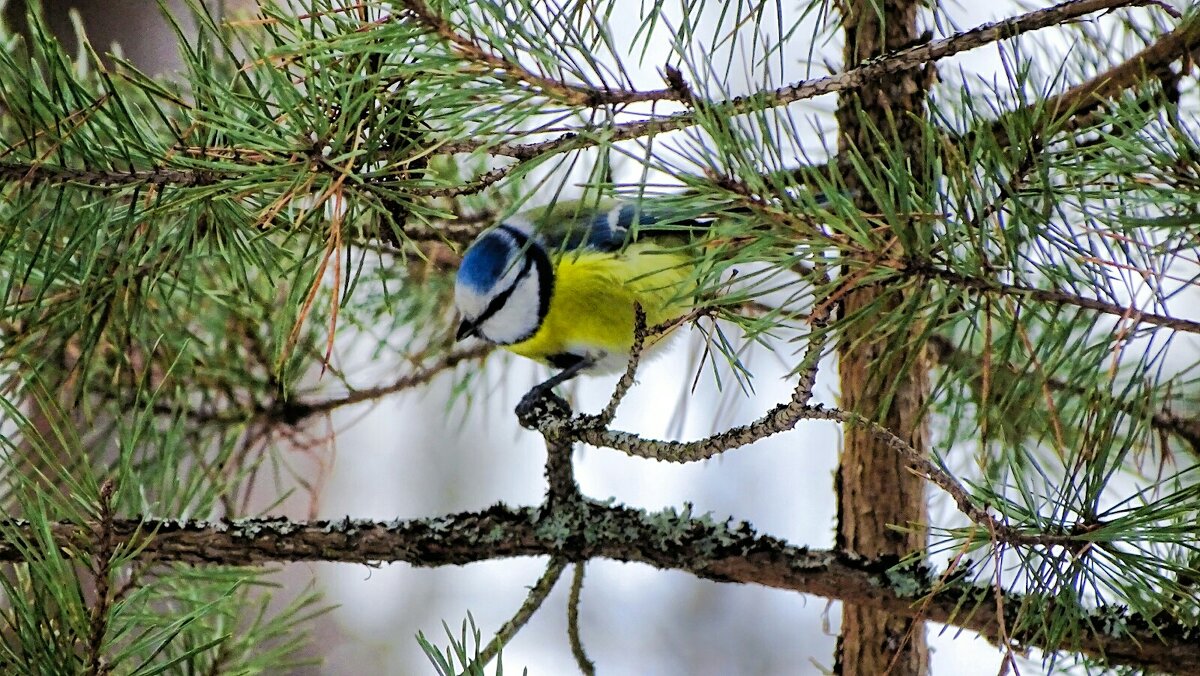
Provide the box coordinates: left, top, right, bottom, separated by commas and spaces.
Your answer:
456, 319, 478, 341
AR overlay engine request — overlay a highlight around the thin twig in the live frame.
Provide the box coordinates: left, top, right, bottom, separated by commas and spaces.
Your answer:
180, 344, 492, 427
595, 304, 646, 426
290, 344, 494, 418
467, 557, 569, 674
806, 405, 1079, 549
526, 306, 832, 460
567, 563, 596, 676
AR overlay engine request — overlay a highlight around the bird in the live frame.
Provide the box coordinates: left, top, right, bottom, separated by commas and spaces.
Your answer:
453, 199, 704, 387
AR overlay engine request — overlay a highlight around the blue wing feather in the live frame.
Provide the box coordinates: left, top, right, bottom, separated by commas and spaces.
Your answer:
515, 199, 702, 253
492, 189, 842, 257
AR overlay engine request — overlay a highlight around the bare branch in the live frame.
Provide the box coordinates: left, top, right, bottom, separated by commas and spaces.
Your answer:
523, 304, 831, 460
288, 344, 493, 418
185, 344, 492, 427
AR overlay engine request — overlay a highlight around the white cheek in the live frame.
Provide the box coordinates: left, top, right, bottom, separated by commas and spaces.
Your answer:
454, 285, 487, 319
479, 272, 543, 344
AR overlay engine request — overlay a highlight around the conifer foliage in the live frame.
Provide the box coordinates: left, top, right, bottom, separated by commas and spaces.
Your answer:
0, 0, 1197, 673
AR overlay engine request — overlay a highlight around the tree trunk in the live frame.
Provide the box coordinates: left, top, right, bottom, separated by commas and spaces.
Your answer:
4, 0, 183, 74
834, 1, 932, 674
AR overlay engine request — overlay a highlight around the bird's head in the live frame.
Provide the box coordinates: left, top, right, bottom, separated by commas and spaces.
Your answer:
454, 224, 553, 345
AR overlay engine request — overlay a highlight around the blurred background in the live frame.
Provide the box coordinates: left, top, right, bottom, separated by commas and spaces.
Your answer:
4, 0, 1077, 673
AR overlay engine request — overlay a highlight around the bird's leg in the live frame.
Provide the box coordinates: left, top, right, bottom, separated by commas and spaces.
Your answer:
515, 357, 596, 427
538, 357, 596, 393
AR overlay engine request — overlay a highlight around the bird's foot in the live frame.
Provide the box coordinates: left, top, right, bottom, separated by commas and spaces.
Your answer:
515, 385, 571, 429
514, 357, 595, 430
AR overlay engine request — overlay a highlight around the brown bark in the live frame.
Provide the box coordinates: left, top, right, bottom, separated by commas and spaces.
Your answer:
2, 512, 1197, 674
834, 1, 933, 674
3, 0, 183, 73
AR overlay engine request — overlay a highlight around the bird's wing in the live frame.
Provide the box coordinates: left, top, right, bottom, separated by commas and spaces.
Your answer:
514, 199, 707, 253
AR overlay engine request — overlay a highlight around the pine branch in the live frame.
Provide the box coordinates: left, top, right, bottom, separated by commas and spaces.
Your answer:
928, 335, 1200, 454
0, 156, 504, 199
84, 480, 116, 676
438, 0, 1169, 159
993, 9, 1200, 144
394, 0, 671, 106
3, 510, 1195, 674
908, 261, 1200, 335
0, 160, 220, 188
2, 1, 1182, 207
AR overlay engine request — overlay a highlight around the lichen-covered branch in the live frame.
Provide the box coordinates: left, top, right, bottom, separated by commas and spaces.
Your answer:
520, 309, 830, 460
3, 508, 1194, 674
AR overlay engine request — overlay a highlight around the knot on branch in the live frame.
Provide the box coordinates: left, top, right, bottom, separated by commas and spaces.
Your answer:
662, 65, 695, 103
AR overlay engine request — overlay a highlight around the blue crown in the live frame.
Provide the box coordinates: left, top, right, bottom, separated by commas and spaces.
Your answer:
457, 230, 515, 292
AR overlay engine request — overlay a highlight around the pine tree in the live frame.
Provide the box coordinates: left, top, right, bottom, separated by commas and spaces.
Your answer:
0, 0, 1197, 673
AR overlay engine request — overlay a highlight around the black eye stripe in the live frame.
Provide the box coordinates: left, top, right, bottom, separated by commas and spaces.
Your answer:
472, 252, 533, 333
497, 225, 553, 326
468, 226, 554, 345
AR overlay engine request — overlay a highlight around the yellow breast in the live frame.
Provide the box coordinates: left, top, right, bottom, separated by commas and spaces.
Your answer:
506, 242, 695, 371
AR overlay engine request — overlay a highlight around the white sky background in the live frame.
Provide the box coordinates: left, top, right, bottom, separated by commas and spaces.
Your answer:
271, 1, 1196, 674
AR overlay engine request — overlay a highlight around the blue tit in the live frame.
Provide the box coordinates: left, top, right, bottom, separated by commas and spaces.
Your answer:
454, 199, 701, 378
